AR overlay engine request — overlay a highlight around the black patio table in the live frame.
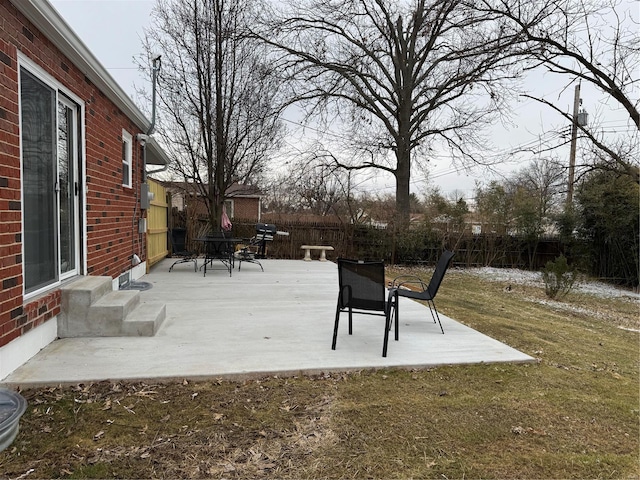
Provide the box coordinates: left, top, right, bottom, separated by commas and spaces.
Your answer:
196, 236, 243, 277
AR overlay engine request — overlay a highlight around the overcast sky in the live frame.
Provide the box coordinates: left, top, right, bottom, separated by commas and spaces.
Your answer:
49, 0, 636, 201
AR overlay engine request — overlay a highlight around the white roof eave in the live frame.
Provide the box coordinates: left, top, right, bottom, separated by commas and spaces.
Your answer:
146, 136, 171, 166
13, 0, 156, 141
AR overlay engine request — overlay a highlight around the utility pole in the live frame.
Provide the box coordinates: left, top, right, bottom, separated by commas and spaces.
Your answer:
566, 82, 581, 211
566, 82, 589, 210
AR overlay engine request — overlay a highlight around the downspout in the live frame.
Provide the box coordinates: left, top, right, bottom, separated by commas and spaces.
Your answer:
139, 54, 167, 176
133, 55, 164, 270
147, 54, 161, 136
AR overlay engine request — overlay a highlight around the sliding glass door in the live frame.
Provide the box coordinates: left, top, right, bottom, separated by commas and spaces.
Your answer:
20, 67, 81, 294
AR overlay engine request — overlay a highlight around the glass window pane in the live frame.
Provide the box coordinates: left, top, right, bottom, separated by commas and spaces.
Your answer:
122, 140, 129, 186
58, 100, 76, 274
20, 68, 58, 292
122, 133, 131, 188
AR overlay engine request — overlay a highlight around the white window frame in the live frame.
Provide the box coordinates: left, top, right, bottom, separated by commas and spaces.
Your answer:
224, 199, 234, 218
122, 129, 132, 188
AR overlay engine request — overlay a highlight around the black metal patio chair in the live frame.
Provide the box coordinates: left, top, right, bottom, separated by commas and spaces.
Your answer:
235, 243, 263, 271
387, 250, 455, 346
332, 258, 396, 357
235, 223, 275, 271
168, 228, 197, 272
202, 230, 234, 277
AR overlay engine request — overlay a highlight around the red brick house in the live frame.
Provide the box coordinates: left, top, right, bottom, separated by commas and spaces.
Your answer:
165, 181, 263, 222
0, 0, 170, 379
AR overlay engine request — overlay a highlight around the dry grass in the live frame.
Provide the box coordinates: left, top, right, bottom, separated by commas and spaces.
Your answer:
1, 269, 638, 479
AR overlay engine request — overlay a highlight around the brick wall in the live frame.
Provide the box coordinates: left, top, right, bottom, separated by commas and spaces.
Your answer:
232, 197, 259, 221
183, 195, 260, 223
0, 0, 147, 348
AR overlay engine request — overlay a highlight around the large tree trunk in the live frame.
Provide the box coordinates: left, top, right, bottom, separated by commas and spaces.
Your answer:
212, 0, 225, 233
394, 145, 411, 226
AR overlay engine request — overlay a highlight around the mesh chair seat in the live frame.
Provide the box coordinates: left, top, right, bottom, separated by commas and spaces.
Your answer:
390, 287, 432, 301
332, 258, 395, 357
236, 223, 276, 271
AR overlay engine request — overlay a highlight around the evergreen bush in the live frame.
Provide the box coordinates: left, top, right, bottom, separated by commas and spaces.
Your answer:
541, 254, 577, 299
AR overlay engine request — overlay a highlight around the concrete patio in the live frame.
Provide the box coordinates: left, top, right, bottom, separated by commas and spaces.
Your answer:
1, 259, 534, 387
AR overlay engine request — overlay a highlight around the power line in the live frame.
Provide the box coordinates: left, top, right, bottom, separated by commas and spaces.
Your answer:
277, 104, 633, 198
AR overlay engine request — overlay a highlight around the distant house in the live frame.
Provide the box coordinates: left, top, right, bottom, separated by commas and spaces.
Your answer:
163, 181, 263, 222
0, 0, 170, 379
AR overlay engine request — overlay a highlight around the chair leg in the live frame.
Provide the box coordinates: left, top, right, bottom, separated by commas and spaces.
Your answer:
348, 307, 353, 335
429, 299, 445, 334
382, 311, 391, 357
238, 256, 263, 272
332, 305, 341, 350
393, 291, 399, 341
169, 257, 196, 272
383, 291, 398, 357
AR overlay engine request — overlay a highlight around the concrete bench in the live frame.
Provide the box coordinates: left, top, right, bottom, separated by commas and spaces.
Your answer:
301, 245, 334, 262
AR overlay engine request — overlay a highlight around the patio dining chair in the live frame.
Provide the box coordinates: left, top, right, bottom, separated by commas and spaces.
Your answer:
202, 230, 234, 277
332, 258, 396, 357
168, 228, 197, 272
387, 250, 454, 342
235, 223, 280, 271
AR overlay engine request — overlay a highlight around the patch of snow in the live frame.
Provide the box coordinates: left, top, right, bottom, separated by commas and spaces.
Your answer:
619, 326, 640, 333
457, 267, 640, 300
574, 280, 639, 299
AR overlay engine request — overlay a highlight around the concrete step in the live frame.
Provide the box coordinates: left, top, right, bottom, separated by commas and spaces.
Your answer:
90, 291, 141, 336
59, 276, 116, 337
122, 302, 166, 336
61, 276, 112, 309
58, 275, 166, 338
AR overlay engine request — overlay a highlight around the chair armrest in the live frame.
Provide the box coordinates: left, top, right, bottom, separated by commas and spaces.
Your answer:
390, 275, 429, 290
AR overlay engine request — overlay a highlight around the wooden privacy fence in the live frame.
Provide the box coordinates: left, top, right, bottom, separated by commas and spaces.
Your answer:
181, 216, 633, 283
146, 179, 169, 271
186, 217, 566, 269
229, 220, 564, 269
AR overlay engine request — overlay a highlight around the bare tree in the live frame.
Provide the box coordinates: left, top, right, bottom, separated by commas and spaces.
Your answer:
298, 168, 347, 216
140, 0, 283, 231
475, 157, 564, 236
512, 157, 565, 219
477, 0, 639, 128
256, 0, 525, 224
475, 0, 640, 183
264, 150, 363, 220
